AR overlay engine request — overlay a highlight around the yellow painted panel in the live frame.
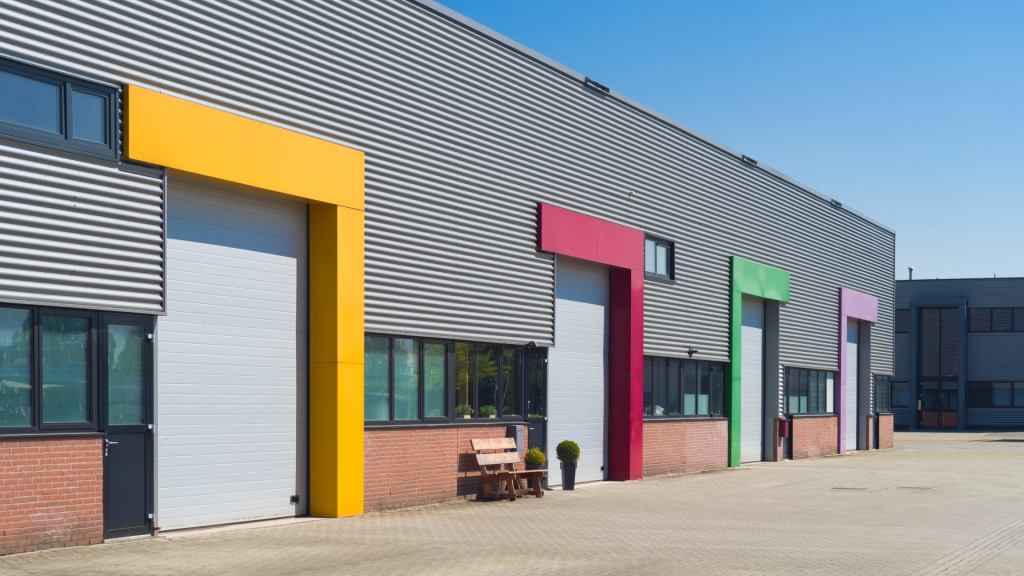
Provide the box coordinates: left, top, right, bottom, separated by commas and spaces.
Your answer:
310, 361, 364, 518
309, 205, 364, 365
125, 85, 364, 209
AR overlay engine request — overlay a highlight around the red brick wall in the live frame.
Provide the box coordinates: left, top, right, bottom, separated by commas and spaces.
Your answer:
866, 415, 875, 450
364, 425, 527, 512
878, 413, 894, 449
1, 436, 103, 556
772, 418, 785, 462
642, 419, 728, 477
791, 416, 838, 460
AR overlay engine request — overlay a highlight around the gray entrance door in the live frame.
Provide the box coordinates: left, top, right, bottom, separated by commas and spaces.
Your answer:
740, 295, 765, 463
846, 319, 859, 452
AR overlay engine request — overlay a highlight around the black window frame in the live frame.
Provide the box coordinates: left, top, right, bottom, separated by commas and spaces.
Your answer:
643, 234, 675, 281
0, 304, 100, 436
363, 334, 532, 426
967, 381, 1024, 409
783, 367, 836, 415
890, 381, 910, 408
873, 374, 891, 414
642, 355, 724, 419
0, 56, 119, 160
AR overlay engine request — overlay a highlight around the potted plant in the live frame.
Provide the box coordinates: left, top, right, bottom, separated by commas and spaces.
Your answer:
556, 440, 580, 490
479, 404, 496, 418
524, 447, 546, 490
455, 404, 472, 419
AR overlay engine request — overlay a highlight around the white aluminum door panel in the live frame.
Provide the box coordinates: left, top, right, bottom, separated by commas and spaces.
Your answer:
846, 319, 859, 451
158, 178, 308, 529
740, 295, 765, 463
548, 258, 608, 484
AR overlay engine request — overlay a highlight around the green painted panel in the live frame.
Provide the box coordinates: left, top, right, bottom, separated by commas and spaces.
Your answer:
727, 256, 790, 467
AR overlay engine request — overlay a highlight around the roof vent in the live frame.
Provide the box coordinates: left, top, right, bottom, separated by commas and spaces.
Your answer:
584, 77, 610, 93
741, 155, 757, 166
831, 199, 843, 208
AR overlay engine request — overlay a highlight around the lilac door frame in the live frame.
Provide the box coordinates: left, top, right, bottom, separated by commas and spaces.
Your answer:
837, 287, 878, 454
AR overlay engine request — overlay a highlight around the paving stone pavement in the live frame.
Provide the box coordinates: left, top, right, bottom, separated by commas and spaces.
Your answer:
4, 434, 1024, 575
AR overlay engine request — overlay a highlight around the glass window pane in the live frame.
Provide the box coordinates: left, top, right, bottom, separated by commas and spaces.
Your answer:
393, 339, 419, 420
364, 336, 390, 420
72, 90, 107, 144
655, 244, 668, 276
786, 368, 797, 413
42, 315, 90, 423
643, 358, 653, 416
683, 360, 697, 415
667, 360, 680, 414
477, 344, 499, 418
455, 343, 475, 418
651, 358, 667, 416
799, 369, 808, 413
711, 364, 723, 415
1015, 383, 1024, 408
809, 370, 820, 414
644, 239, 656, 273
525, 350, 544, 418
107, 324, 145, 425
826, 372, 835, 412
993, 382, 1012, 407
424, 343, 446, 418
0, 308, 33, 428
502, 347, 521, 418
698, 362, 710, 415
0, 69, 61, 133
892, 382, 908, 407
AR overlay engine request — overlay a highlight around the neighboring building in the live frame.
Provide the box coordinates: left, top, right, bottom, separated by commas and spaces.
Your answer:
893, 278, 1024, 430
0, 0, 894, 555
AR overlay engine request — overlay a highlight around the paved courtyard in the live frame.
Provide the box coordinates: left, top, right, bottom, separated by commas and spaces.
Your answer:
5, 432, 1024, 575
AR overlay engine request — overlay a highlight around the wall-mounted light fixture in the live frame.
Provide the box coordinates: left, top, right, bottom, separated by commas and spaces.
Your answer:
526, 341, 537, 349
687, 347, 698, 358
584, 77, 610, 93
741, 155, 757, 166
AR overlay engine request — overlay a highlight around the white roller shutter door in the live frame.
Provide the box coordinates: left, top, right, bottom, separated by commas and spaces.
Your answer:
740, 295, 765, 463
846, 319, 859, 452
548, 258, 608, 484
158, 178, 308, 529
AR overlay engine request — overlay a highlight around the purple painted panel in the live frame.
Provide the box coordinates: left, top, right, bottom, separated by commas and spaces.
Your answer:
837, 288, 879, 454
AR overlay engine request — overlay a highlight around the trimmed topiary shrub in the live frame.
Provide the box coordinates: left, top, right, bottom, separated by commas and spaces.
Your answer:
556, 440, 580, 463
524, 447, 546, 466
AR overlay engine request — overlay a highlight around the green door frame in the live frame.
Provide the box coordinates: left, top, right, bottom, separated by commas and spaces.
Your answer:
726, 256, 791, 467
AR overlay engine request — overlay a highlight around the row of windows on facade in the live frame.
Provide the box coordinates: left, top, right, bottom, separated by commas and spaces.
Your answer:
0, 306, 146, 432
894, 308, 1024, 333
882, 381, 1024, 410
0, 58, 118, 159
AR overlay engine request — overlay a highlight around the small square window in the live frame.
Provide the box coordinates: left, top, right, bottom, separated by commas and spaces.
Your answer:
644, 235, 674, 281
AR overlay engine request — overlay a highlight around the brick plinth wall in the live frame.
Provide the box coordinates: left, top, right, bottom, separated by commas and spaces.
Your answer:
1, 436, 103, 556
866, 415, 875, 450
772, 418, 785, 462
642, 418, 728, 477
877, 413, 894, 449
790, 416, 838, 460
364, 424, 527, 512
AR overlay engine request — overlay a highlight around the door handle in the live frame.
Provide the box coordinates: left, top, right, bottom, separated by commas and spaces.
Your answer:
104, 439, 118, 457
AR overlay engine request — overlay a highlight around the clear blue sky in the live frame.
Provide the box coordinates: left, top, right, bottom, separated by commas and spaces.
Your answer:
440, 0, 1024, 280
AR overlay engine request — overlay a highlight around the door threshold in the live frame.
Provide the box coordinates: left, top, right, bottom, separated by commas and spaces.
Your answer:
105, 533, 153, 542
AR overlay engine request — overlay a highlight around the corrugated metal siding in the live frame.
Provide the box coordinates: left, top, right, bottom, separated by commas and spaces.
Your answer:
896, 278, 1024, 308
895, 334, 910, 379
892, 408, 909, 427
0, 0, 892, 358
966, 409, 1024, 428
967, 334, 1024, 380
0, 143, 164, 312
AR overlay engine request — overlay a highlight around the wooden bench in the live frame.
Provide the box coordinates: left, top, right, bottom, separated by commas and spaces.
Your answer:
471, 438, 546, 501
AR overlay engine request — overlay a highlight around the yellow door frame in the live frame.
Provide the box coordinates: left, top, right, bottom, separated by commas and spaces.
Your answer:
125, 85, 365, 517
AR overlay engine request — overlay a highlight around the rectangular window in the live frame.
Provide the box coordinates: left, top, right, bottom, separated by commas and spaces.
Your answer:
874, 375, 891, 413
364, 335, 526, 424
643, 355, 725, 418
0, 57, 118, 159
784, 367, 835, 415
968, 381, 1024, 409
107, 323, 146, 425
970, 308, 991, 332
0, 307, 33, 428
643, 235, 675, 280
890, 382, 909, 408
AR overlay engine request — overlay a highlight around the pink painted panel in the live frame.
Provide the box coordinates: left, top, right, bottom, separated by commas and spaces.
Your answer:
837, 287, 879, 454
537, 203, 644, 271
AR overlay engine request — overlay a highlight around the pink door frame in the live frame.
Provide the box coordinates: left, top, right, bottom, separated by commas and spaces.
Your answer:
837, 287, 878, 454
536, 203, 645, 481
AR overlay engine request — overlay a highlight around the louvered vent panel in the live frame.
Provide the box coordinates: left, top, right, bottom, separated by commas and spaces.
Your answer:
920, 308, 940, 377
1015, 309, 1024, 332
940, 308, 959, 376
970, 308, 990, 332
992, 308, 1012, 332
894, 309, 910, 333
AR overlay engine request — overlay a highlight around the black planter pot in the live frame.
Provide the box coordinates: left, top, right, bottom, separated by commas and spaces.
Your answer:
526, 463, 545, 490
560, 461, 577, 490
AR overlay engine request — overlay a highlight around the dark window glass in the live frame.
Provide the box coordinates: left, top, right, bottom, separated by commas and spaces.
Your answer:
525, 349, 544, 418
643, 357, 653, 416
698, 362, 711, 415
652, 358, 667, 416
41, 315, 89, 423
891, 382, 910, 407
1015, 383, 1024, 408
107, 324, 145, 425
992, 309, 1013, 332
501, 347, 521, 418
786, 368, 835, 414
476, 345, 499, 418
423, 342, 446, 418
710, 364, 723, 415
364, 336, 390, 420
799, 369, 808, 413
683, 360, 697, 415
643, 236, 674, 280
1015, 309, 1024, 332
0, 308, 33, 428
71, 89, 107, 144
874, 375, 890, 413
455, 343, 475, 419
970, 308, 991, 332
667, 359, 680, 415
392, 338, 419, 421
0, 68, 61, 133
992, 382, 1012, 407
894, 309, 910, 333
